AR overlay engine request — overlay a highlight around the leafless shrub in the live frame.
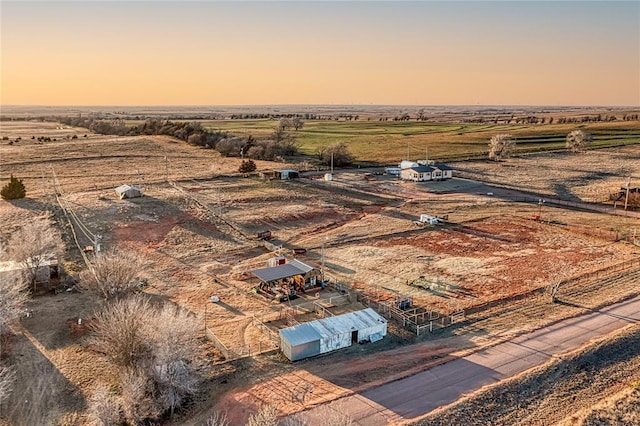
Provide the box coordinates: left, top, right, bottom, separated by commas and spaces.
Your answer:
280, 414, 309, 426
322, 408, 354, 426
3, 361, 62, 425
317, 142, 355, 166
80, 249, 146, 299
5, 217, 64, 292
566, 130, 592, 153
206, 411, 231, 426
283, 406, 354, 426
0, 364, 15, 405
91, 295, 203, 420
90, 296, 152, 368
146, 302, 201, 415
488, 134, 515, 161
246, 405, 279, 426
0, 270, 28, 335
88, 384, 122, 426
120, 367, 160, 425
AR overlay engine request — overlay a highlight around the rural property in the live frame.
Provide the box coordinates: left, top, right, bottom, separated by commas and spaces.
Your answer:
1, 107, 639, 425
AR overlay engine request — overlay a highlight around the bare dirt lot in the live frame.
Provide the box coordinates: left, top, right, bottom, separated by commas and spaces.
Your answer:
1, 121, 639, 424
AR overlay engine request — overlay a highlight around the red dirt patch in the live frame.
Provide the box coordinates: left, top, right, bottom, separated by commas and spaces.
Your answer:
112, 213, 219, 246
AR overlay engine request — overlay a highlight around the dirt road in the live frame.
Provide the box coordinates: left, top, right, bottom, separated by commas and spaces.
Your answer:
300, 294, 640, 425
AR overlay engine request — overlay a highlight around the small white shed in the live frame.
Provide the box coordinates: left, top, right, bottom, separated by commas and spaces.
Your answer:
115, 185, 143, 200
279, 308, 387, 361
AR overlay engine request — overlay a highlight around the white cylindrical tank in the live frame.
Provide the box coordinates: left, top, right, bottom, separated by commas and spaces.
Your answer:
324, 173, 333, 181
400, 160, 417, 170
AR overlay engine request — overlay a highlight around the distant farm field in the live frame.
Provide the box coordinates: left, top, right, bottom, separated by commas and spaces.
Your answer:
196, 119, 640, 163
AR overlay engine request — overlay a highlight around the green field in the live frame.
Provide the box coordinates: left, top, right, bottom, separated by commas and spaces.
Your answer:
200, 119, 640, 164
125, 118, 640, 164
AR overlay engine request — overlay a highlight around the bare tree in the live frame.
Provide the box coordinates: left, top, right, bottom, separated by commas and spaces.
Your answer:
90, 296, 153, 368
2, 361, 62, 425
146, 302, 201, 416
80, 249, 146, 300
119, 368, 160, 425
90, 295, 203, 421
291, 117, 304, 131
88, 384, 122, 426
317, 142, 354, 167
488, 134, 515, 161
5, 217, 64, 292
283, 406, 353, 426
0, 365, 15, 405
566, 130, 592, 153
246, 405, 279, 426
0, 271, 28, 335
207, 411, 231, 426
273, 119, 292, 145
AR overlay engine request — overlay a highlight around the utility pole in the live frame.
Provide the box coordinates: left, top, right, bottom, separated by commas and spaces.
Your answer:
321, 240, 325, 279
624, 177, 631, 211
164, 155, 168, 183
41, 167, 46, 196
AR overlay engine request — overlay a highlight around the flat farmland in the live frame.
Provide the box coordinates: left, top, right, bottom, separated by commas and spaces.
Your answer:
1, 120, 639, 424
198, 118, 640, 163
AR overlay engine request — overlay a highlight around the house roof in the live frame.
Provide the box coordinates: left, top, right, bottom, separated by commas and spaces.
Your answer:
409, 165, 435, 173
433, 163, 453, 171
279, 308, 387, 345
251, 263, 306, 282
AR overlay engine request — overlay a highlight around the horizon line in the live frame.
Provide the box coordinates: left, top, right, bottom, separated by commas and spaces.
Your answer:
2, 104, 638, 109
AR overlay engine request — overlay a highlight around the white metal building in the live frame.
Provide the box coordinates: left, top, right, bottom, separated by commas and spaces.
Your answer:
279, 308, 387, 361
115, 184, 143, 199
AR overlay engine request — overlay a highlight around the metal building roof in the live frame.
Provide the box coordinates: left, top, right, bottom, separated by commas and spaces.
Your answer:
288, 259, 314, 273
279, 322, 323, 346
251, 263, 306, 282
279, 308, 387, 345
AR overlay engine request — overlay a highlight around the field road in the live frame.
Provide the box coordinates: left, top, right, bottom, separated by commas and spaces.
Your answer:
299, 294, 640, 425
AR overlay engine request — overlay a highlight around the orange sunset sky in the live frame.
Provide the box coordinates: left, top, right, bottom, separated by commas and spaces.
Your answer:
1, 1, 639, 106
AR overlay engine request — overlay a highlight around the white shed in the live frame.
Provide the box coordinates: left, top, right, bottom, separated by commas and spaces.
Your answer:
279, 308, 387, 361
276, 170, 300, 180
115, 185, 143, 200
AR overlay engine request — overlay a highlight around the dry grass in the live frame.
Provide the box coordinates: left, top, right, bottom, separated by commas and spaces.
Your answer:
1, 121, 639, 424
413, 324, 640, 426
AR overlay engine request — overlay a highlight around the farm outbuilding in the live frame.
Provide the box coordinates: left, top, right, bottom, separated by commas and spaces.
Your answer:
0, 254, 60, 284
279, 308, 387, 361
276, 169, 300, 180
115, 184, 143, 199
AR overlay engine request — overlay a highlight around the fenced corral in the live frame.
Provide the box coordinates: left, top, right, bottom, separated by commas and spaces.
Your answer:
247, 292, 352, 351
206, 325, 279, 362
205, 327, 234, 360
355, 288, 461, 335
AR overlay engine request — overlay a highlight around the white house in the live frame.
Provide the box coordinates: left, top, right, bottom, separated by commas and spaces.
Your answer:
401, 165, 435, 182
399, 161, 453, 182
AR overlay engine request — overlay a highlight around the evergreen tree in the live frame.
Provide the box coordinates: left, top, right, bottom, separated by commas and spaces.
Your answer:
238, 159, 257, 175
1, 175, 26, 200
